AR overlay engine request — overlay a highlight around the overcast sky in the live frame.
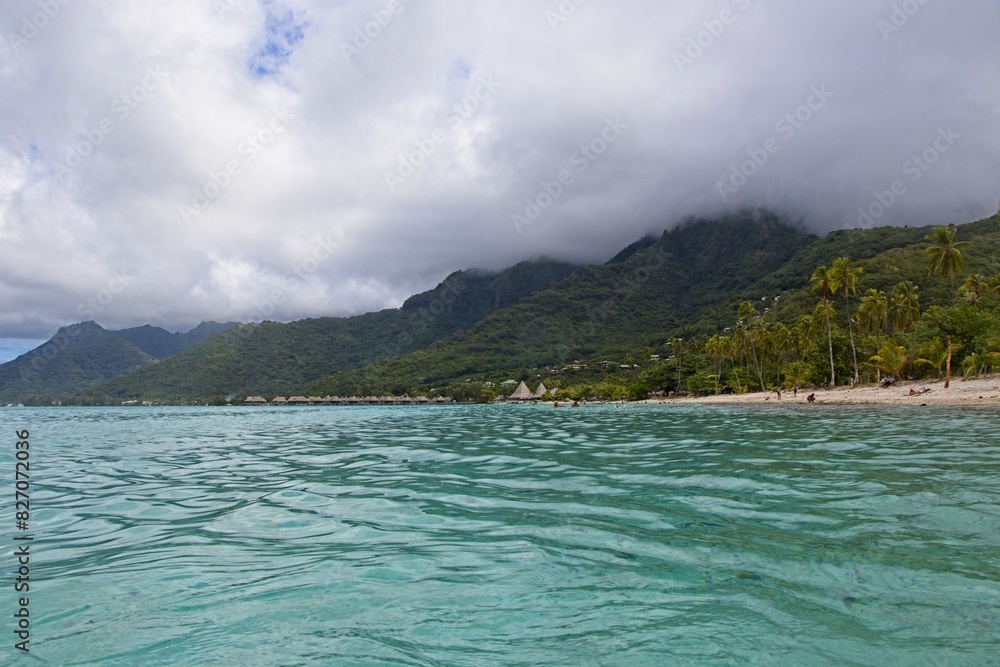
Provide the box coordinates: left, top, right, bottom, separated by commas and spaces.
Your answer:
1, 0, 998, 361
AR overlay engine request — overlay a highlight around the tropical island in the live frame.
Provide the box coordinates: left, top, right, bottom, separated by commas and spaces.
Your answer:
303, 212, 1000, 406
2, 211, 998, 407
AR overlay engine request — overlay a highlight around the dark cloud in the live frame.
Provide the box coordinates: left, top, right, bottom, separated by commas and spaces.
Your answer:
1, 0, 997, 344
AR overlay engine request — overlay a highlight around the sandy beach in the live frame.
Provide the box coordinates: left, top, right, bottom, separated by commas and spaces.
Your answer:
651, 374, 1000, 406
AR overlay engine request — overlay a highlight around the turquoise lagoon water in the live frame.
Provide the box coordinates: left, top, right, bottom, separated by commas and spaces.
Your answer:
1, 404, 998, 666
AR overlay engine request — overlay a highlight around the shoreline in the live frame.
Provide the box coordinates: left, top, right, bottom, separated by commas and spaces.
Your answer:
646, 374, 1000, 407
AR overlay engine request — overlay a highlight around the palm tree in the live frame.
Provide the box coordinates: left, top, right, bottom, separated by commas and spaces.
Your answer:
782, 360, 811, 390
705, 334, 726, 394
989, 273, 1000, 299
719, 335, 738, 390
925, 226, 971, 291
753, 321, 772, 387
737, 301, 767, 391
810, 266, 838, 387
813, 299, 837, 386
959, 274, 990, 308
889, 281, 921, 332
962, 353, 985, 380
732, 325, 749, 374
964, 338, 1000, 378
769, 323, 793, 385
857, 288, 888, 381
667, 337, 684, 392
870, 344, 908, 380
831, 257, 863, 384
795, 313, 822, 360
858, 288, 888, 336
914, 338, 950, 379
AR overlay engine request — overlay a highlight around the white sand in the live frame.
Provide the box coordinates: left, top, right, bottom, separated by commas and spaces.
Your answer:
651, 374, 1000, 406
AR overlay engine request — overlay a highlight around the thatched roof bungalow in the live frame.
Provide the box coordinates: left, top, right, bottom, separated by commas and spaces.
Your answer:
509, 381, 535, 401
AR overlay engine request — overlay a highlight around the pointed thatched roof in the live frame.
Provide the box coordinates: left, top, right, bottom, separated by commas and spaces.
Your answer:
533, 383, 548, 398
509, 381, 534, 400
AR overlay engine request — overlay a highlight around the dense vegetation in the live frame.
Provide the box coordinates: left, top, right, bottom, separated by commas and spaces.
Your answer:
310, 214, 1000, 403
667, 218, 1000, 398
308, 212, 813, 399
64, 259, 578, 403
11, 211, 997, 405
0, 321, 234, 403
114, 321, 236, 359
0, 322, 154, 403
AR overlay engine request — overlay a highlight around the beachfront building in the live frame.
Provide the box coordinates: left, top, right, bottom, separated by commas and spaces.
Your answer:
251, 393, 458, 405
509, 381, 535, 401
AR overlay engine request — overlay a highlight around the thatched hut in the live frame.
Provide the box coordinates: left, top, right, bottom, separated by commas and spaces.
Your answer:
509, 381, 535, 401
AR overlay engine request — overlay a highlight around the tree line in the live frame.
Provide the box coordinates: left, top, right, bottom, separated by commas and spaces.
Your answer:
516, 224, 1000, 400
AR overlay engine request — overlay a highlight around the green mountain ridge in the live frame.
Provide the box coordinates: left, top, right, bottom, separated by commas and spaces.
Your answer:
0, 322, 155, 403
77, 258, 579, 402
115, 321, 238, 359
0, 321, 236, 403
309, 212, 813, 396
15, 211, 998, 404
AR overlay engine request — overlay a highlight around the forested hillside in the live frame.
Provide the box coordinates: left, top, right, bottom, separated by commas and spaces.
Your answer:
310, 214, 1000, 402
75, 259, 578, 402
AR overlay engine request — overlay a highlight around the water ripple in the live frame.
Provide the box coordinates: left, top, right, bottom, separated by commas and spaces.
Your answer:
1, 404, 998, 665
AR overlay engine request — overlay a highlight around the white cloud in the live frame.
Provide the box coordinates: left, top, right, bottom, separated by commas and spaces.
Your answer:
0, 0, 998, 341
